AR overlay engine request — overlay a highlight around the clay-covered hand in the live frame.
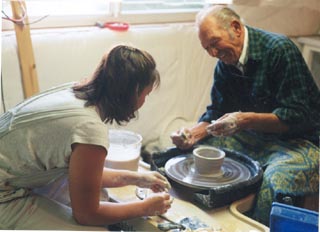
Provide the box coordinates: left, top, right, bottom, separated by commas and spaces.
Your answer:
143, 192, 172, 216
135, 171, 171, 192
206, 113, 239, 136
170, 128, 194, 150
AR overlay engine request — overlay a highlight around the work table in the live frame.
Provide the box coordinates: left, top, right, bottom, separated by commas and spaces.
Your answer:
105, 164, 270, 232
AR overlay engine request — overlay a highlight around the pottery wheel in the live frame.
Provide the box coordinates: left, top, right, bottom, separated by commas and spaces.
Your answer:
164, 154, 251, 189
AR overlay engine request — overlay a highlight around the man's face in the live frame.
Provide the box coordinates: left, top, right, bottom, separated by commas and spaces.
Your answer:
198, 17, 243, 65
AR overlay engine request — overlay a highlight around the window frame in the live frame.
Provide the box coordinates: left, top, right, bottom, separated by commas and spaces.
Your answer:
1, 0, 213, 30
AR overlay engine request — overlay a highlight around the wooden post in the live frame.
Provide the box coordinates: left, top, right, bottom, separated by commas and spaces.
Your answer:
11, 0, 39, 98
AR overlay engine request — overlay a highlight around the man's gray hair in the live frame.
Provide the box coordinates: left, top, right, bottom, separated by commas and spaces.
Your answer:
196, 5, 242, 28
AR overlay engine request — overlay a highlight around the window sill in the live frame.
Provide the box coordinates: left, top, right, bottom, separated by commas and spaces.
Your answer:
2, 10, 198, 31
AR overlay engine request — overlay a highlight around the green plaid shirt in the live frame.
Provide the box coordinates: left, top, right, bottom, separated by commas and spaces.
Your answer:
199, 26, 320, 143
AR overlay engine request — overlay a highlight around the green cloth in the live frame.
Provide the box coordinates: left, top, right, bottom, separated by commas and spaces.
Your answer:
200, 131, 319, 226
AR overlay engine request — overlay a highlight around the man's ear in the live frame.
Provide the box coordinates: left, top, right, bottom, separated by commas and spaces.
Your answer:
231, 20, 242, 37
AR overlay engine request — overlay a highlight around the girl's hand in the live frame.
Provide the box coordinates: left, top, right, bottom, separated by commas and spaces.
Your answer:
143, 192, 172, 216
135, 171, 171, 192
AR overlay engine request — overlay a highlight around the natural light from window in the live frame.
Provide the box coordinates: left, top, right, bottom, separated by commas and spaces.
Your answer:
2, 0, 233, 30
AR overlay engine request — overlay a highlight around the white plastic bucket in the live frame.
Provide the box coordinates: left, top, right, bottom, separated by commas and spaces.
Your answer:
105, 129, 142, 171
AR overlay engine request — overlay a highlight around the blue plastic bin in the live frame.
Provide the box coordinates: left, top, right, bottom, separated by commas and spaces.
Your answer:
270, 202, 319, 232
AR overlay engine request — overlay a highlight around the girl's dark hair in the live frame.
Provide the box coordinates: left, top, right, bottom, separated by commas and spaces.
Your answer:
73, 45, 160, 125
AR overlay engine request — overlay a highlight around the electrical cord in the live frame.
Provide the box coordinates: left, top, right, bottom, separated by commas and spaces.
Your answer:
1, 72, 6, 113
2, 0, 49, 26
2, 10, 49, 26
1, 0, 26, 24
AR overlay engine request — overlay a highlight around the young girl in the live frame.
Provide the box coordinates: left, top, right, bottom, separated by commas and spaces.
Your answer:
0, 45, 172, 230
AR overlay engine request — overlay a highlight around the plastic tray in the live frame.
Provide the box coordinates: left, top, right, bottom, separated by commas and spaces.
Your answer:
270, 202, 319, 232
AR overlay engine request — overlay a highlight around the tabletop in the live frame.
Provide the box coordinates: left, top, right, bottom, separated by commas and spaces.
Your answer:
105, 162, 270, 232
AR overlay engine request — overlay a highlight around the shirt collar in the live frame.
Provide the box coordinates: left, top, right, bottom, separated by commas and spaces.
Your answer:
238, 26, 249, 65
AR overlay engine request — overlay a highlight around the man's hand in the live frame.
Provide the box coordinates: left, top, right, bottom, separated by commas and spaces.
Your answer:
170, 128, 195, 150
207, 113, 239, 136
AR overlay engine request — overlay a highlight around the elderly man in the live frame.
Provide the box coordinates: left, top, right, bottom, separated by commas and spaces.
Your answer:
171, 5, 319, 226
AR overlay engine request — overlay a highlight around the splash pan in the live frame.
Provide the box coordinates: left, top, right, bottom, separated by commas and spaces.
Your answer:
165, 155, 251, 189
151, 147, 263, 208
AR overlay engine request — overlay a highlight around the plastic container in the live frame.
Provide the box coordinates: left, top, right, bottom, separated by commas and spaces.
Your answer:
105, 129, 142, 171
270, 202, 319, 232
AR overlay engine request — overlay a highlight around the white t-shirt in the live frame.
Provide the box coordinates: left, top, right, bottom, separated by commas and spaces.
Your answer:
0, 82, 108, 203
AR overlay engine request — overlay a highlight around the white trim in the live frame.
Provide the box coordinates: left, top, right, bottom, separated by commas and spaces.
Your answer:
1, 0, 205, 31
2, 10, 199, 31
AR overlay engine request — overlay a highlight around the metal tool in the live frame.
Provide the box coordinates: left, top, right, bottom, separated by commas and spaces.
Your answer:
157, 214, 186, 231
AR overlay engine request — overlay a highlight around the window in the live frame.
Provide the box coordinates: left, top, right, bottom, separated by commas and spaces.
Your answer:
122, 0, 205, 13
2, 0, 233, 30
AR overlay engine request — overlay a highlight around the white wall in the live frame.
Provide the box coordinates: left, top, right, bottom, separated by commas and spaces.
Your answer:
232, 0, 320, 36
1, 23, 216, 149
2, 2, 320, 150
